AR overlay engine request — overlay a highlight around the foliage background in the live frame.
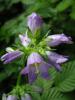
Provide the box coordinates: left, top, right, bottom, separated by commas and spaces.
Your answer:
0, 0, 75, 99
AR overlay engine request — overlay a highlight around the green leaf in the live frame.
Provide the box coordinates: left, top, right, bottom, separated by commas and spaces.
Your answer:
48, 88, 62, 100
49, 67, 57, 80
0, 13, 27, 41
30, 92, 41, 100
35, 77, 53, 89
70, 1, 75, 19
42, 87, 70, 100
56, 0, 73, 12
55, 61, 75, 92
0, 64, 18, 82
34, 77, 53, 100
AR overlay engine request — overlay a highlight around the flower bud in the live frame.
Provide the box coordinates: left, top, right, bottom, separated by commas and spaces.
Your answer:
19, 32, 31, 47
7, 95, 17, 100
1, 50, 23, 64
27, 12, 43, 33
21, 94, 31, 100
46, 33, 73, 46
2, 94, 7, 100
6, 47, 14, 53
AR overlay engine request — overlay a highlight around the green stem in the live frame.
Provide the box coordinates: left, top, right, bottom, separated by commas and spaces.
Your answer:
16, 74, 21, 86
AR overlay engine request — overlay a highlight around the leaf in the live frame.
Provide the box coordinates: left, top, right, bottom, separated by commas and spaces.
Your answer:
55, 61, 75, 92
42, 87, 70, 100
35, 77, 53, 89
34, 77, 54, 100
70, 1, 75, 19
49, 67, 57, 80
0, 13, 27, 41
0, 64, 18, 82
30, 92, 41, 100
56, 0, 73, 12
48, 88, 62, 100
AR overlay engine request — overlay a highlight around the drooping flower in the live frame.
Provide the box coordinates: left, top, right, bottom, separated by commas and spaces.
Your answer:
19, 32, 31, 47
46, 33, 73, 46
1, 50, 23, 64
46, 51, 68, 71
27, 12, 43, 33
21, 94, 31, 100
21, 52, 51, 83
7, 95, 17, 100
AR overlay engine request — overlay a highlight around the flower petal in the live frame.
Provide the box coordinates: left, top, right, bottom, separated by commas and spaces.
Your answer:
40, 72, 50, 79
21, 65, 37, 84
49, 60, 61, 71
19, 33, 31, 47
39, 62, 51, 79
21, 66, 29, 75
46, 51, 68, 64
27, 52, 43, 66
52, 62, 61, 71
28, 66, 37, 84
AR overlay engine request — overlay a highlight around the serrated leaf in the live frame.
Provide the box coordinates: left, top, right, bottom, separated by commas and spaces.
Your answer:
55, 61, 75, 92
48, 88, 62, 100
49, 67, 57, 80
42, 87, 69, 100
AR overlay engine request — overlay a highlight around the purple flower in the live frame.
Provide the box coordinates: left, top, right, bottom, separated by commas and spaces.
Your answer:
46, 51, 68, 71
1, 50, 23, 64
21, 52, 51, 83
21, 94, 31, 100
7, 95, 17, 100
19, 32, 31, 47
27, 12, 43, 33
46, 33, 73, 46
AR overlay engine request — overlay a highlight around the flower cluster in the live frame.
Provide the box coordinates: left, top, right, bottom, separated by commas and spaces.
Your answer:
1, 12, 73, 84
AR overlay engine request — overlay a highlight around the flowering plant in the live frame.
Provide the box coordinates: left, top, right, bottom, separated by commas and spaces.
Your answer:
1, 12, 74, 100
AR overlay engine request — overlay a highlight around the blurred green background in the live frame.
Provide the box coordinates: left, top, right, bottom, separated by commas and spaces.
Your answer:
0, 0, 75, 99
